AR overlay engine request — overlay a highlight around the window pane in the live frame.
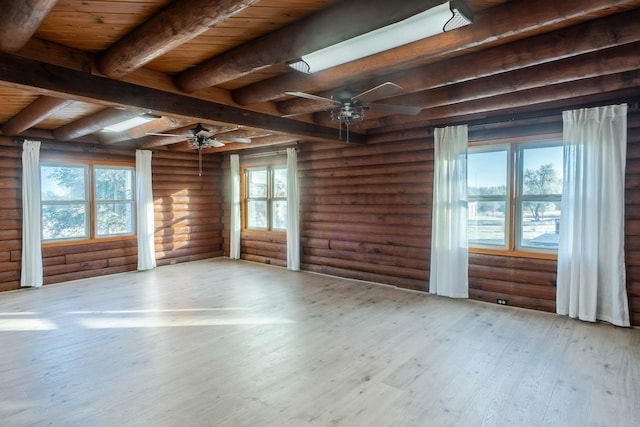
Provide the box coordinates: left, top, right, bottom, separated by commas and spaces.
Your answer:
247, 200, 268, 229
468, 201, 506, 246
520, 201, 561, 249
521, 146, 563, 195
468, 150, 508, 196
96, 202, 135, 236
273, 168, 287, 198
95, 167, 134, 201
272, 200, 287, 230
247, 169, 267, 198
41, 165, 87, 201
42, 204, 88, 240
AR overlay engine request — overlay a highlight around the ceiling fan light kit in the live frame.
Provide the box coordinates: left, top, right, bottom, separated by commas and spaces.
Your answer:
288, 0, 473, 74
286, 82, 422, 142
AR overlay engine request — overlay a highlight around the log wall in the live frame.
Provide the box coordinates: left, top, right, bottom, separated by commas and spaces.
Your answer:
221, 109, 640, 327
0, 138, 223, 290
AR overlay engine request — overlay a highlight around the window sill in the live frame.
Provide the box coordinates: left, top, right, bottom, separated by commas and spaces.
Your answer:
469, 247, 557, 260
42, 235, 137, 248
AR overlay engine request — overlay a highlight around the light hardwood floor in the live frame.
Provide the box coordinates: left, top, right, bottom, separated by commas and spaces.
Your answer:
0, 259, 638, 426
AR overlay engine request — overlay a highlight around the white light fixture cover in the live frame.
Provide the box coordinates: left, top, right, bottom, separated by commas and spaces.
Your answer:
103, 114, 158, 132
289, 1, 472, 74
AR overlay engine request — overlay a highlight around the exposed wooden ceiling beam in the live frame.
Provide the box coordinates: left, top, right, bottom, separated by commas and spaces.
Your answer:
53, 108, 144, 141
174, 0, 445, 92
234, 0, 640, 106
362, 70, 640, 129
277, 8, 640, 116
1, 95, 72, 135
97, 0, 258, 79
99, 116, 187, 145
394, 43, 640, 111
0, 0, 58, 52
0, 52, 365, 144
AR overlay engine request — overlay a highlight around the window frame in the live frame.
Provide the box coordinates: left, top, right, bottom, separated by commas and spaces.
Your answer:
40, 160, 136, 245
467, 139, 563, 259
242, 164, 287, 233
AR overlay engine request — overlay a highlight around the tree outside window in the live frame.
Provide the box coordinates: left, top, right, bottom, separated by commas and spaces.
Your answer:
245, 166, 287, 231
467, 142, 563, 253
41, 163, 135, 242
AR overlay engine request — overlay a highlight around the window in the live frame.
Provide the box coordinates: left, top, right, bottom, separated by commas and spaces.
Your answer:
467, 142, 563, 254
244, 166, 287, 231
41, 163, 135, 242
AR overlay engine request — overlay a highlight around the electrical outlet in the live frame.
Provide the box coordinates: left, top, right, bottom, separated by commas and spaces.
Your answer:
497, 299, 508, 305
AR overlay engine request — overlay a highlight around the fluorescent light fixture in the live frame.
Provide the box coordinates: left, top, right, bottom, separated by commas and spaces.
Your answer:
288, 0, 473, 74
103, 113, 159, 132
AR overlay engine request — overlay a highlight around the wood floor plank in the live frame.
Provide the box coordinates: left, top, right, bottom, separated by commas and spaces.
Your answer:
0, 258, 638, 426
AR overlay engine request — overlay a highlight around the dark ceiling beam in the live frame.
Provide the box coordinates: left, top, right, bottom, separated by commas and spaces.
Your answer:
277, 8, 640, 116
361, 70, 640, 129
0, 53, 364, 144
234, 0, 640, 106
1, 95, 72, 135
53, 108, 144, 141
174, 0, 445, 93
97, 0, 258, 79
0, 0, 58, 52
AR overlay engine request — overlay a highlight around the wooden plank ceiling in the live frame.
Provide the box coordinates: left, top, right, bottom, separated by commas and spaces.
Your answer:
0, 0, 638, 153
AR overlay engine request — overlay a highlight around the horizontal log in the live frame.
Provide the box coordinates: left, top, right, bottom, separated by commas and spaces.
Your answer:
301, 262, 427, 292
240, 231, 286, 244
0, 0, 57, 52
469, 277, 556, 301
0, 281, 19, 292
302, 211, 429, 228
65, 247, 137, 264
240, 240, 286, 253
300, 138, 433, 161
42, 239, 137, 257
44, 259, 109, 276
306, 203, 430, 217
303, 229, 428, 250
469, 264, 556, 287
305, 247, 426, 271
299, 150, 433, 171
469, 289, 556, 313
241, 254, 286, 268
44, 265, 134, 285
299, 162, 430, 179
299, 172, 432, 188
155, 252, 221, 266
301, 194, 431, 206
469, 253, 557, 273
154, 246, 221, 260
303, 253, 427, 281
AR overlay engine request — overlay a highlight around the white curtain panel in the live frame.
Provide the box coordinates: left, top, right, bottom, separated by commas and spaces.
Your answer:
557, 104, 629, 327
286, 148, 300, 271
136, 150, 156, 271
21, 140, 43, 287
429, 125, 469, 298
229, 154, 241, 259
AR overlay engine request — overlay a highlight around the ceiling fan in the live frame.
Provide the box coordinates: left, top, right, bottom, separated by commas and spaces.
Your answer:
285, 82, 421, 141
148, 123, 251, 175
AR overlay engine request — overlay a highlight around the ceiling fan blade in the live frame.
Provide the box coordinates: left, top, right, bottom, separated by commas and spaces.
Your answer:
286, 91, 341, 105
353, 82, 403, 103
207, 139, 226, 148
282, 104, 337, 118
368, 103, 421, 115
146, 132, 185, 137
221, 137, 252, 143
